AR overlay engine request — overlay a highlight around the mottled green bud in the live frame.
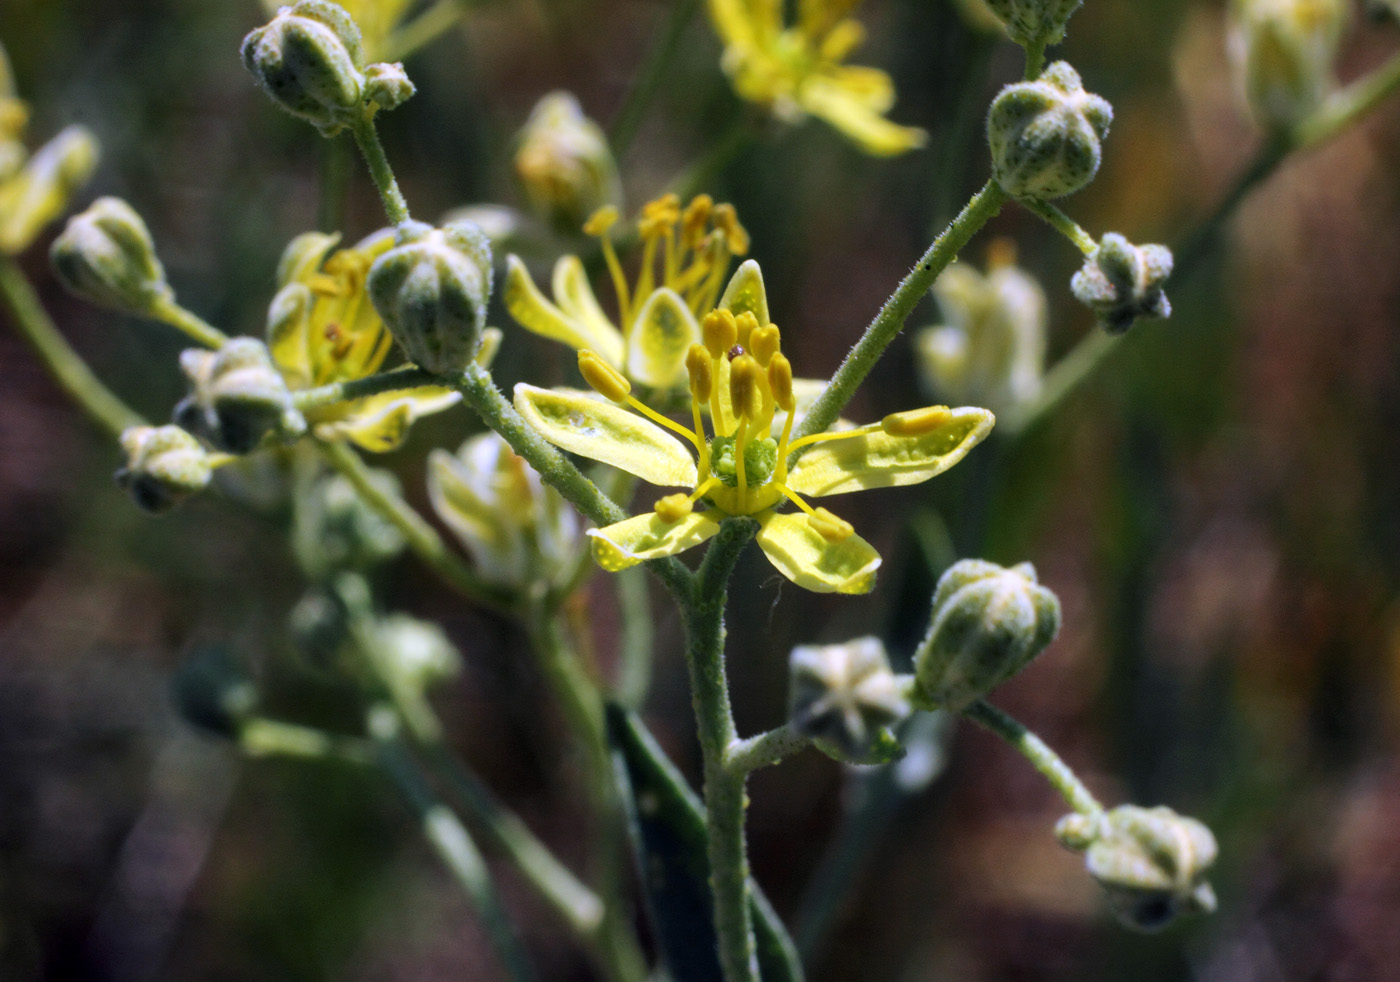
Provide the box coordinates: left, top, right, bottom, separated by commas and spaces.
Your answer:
1070, 233, 1172, 334
367, 220, 492, 374
1231, 0, 1347, 133
789, 637, 910, 764
50, 197, 172, 315
292, 470, 406, 578
115, 424, 214, 514
0, 124, 99, 254
513, 91, 622, 233
371, 614, 462, 694
289, 586, 351, 669
364, 61, 415, 111
171, 645, 258, 738
1056, 805, 1219, 933
174, 338, 306, 454
987, 62, 1112, 200
912, 559, 1061, 711
984, 0, 1084, 46
241, 0, 367, 136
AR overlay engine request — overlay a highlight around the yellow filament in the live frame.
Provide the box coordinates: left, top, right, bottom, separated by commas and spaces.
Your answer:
733, 416, 750, 506
689, 476, 720, 503
785, 425, 876, 455
778, 483, 818, 518
773, 400, 796, 482
623, 393, 704, 452
598, 232, 632, 332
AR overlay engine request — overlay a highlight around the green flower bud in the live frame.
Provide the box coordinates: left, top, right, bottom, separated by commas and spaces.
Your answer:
1231, 0, 1347, 133
174, 338, 306, 454
789, 637, 910, 763
289, 586, 351, 669
512, 91, 622, 233
241, 0, 367, 136
114, 424, 214, 513
367, 220, 492, 375
50, 197, 173, 315
912, 559, 1061, 711
0, 124, 99, 255
1070, 233, 1172, 334
292, 470, 406, 579
171, 645, 258, 738
364, 61, 415, 111
1056, 805, 1219, 933
984, 0, 1084, 46
987, 62, 1112, 200
370, 614, 462, 696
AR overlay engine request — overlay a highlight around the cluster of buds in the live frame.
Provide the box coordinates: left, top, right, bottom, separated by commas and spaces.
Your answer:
1230, 0, 1348, 133
115, 425, 215, 514
984, 0, 1085, 46
788, 637, 911, 763
1070, 233, 1173, 334
50, 197, 174, 316
512, 92, 622, 233
987, 62, 1112, 200
292, 470, 407, 580
174, 338, 306, 454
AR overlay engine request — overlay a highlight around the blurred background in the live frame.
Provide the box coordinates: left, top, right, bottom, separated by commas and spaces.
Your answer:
2, 0, 1400, 979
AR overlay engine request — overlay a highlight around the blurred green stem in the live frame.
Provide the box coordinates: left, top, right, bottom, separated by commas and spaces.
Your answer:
667, 114, 758, 201
292, 365, 440, 410
0, 257, 144, 436
380, 0, 469, 62
238, 717, 376, 765
1023, 39, 1047, 79
726, 723, 810, 776
148, 297, 229, 349
615, 566, 654, 708
1019, 198, 1096, 255
963, 698, 1103, 816
318, 134, 352, 233
610, 0, 703, 156
351, 113, 412, 226
1293, 47, 1400, 149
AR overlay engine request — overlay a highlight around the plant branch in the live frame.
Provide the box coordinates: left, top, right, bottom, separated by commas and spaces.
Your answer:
963, 698, 1103, 816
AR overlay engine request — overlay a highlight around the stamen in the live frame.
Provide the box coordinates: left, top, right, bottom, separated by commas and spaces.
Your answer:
689, 476, 720, 503
681, 195, 713, 251
734, 311, 760, 351
585, 206, 632, 330
712, 203, 749, 255
703, 309, 738, 359
785, 423, 880, 455
749, 324, 781, 366
808, 507, 854, 542
654, 493, 693, 523
881, 406, 952, 437
685, 344, 713, 465
624, 393, 704, 452
578, 349, 631, 402
728, 355, 762, 421
733, 416, 750, 504
768, 353, 795, 413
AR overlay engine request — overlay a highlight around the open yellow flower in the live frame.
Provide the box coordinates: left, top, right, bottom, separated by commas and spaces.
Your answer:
707, 0, 928, 156
267, 229, 465, 452
515, 308, 994, 594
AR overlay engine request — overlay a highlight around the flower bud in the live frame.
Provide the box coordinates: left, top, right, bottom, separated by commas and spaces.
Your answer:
50, 197, 173, 315
912, 559, 1061, 711
1070, 233, 1172, 334
984, 0, 1084, 46
114, 425, 213, 513
512, 91, 622, 233
364, 61, 415, 111
1231, 0, 1347, 133
789, 637, 911, 763
292, 471, 406, 579
987, 62, 1112, 200
289, 585, 351, 669
1056, 805, 1219, 933
171, 645, 258, 738
0, 124, 99, 255
173, 338, 306, 454
367, 220, 492, 375
371, 613, 462, 695
241, 0, 367, 136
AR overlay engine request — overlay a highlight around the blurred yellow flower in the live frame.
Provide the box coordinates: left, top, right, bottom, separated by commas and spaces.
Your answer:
706, 0, 927, 156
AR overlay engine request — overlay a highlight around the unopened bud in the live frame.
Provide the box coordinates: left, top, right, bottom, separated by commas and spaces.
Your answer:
789, 637, 911, 763
512, 91, 622, 233
912, 559, 1061, 711
984, 0, 1084, 46
174, 338, 306, 454
115, 425, 213, 513
292, 470, 406, 578
1070, 233, 1172, 334
987, 62, 1112, 200
1231, 0, 1347, 133
363, 61, 414, 111
171, 645, 258, 738
367, 220, 492, 375
371, 614, 462, 696
289, 586, 351, 669
51, 197, 172, 314
241, 0, 366, 136
0, 124, 99, 255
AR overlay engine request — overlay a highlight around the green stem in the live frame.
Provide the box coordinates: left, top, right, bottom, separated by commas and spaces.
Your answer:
291, 365, 440, 411
725, 723, 810, 777
1019, 197, 1097, 255
238, 717, 376, 765
149, 297, 229, 349
793, 180, 1007, 446
0, 257, 145, 436
963, 698, 1103, 816
682, 517, 760, 982
351, 112, 412, 226
609, 0, 703, 156
1293, 48, 1400, 149
379, 0, 468, 62
1023, 40, 1047, 80
615, 566, 654, 708
318, 133, 353, 233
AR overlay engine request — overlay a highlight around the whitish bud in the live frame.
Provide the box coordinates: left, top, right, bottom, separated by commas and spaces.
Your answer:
174, 338, 306, 454
50, 197, 172, 314
0, 124, 99, 255
912, 559, 1061, 711
371, 614, 462, 695
367, 220, 492, 375
789, 637, 911, 764
115, 425, 213, 513
1057, 805, 1219, 933
512, 91, 622, 233
984, 0, 1084, 46
987, 62, 1112, 200
292, 471, 406, 579
241, 0, 367, 136
364, 61, 415, 111
1231, 0, 1347, 133
1070, 233, 1172, 334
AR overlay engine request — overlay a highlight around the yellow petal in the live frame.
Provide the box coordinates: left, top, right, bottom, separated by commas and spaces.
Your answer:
551, 255, 625, 366
322, 387, 461, 453
589, 509, 722, 571
786, 406, 994, 496
625, 287, 700, 388
708, 0, 762, 49
275, 231, 340, 288
718, 258, 770, 327
798, 72, 928, 157
266, 282, 315, 388
513, 383, 698, 487
503, 254, 625, 366
755, 510, 881, 594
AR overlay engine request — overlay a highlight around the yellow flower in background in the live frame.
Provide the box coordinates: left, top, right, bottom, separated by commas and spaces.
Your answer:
267, 229, 470, 452
515, 297, 994, 594
503, 193, 753, 390
260, 0, 412, 59
706, 0, 927, 156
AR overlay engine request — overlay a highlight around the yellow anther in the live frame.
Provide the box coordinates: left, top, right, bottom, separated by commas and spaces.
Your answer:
881, 406, 953, 437
734, 311, 760, 350
768, 353, 795, 412
583, 205, 620, 237
749, 324, 781, 366
703, 309, 739, 358
808, 507, 854, 543
986, 236, 1018, 270
686, 344, 713, 402
729, 354, 762, 420
654, 493, 694, 524
711, 203, 749, 255
639, 193, 681, 238
681, 194, 713, 246
578, 349, 631, 402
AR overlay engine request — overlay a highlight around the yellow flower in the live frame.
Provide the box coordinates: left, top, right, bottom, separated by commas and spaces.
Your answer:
503, 193, 753, 389
515, 301, 994, 594
706, 0, 927, 156
266, 229, 465, 452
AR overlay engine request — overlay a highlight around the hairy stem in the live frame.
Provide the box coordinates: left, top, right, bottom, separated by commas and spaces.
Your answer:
1019, 197, 1097, 255
149, 297, 229, 349
726, 723, 810, 777
291, 365, 440, 411
351, 112, 412, 226
963, 698, 1103, 816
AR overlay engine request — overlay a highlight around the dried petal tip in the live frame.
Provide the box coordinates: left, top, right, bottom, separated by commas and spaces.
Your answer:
789, 637, 910, 764
1070, 233, 1172, 334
